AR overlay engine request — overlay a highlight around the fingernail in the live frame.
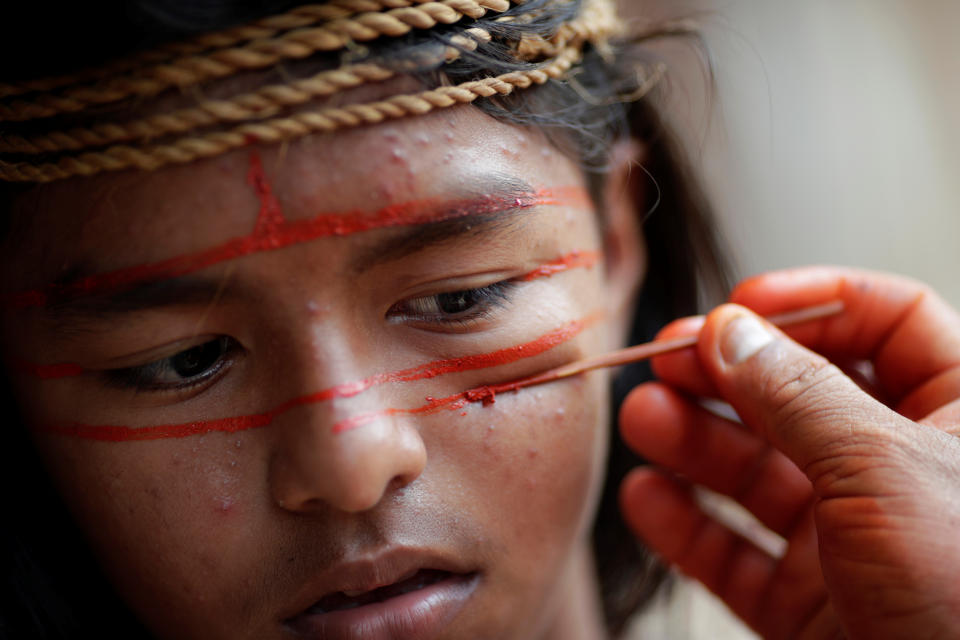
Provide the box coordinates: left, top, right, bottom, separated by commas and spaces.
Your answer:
721, 313, 774, 365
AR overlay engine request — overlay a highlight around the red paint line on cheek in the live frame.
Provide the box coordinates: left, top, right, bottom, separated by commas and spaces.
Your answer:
8, 357, 85, 379
36, 313, 600, 441
328, 371, 557, 434
332, 312, 602, 433
518, 249, 600, 282
5, 187, 591, 309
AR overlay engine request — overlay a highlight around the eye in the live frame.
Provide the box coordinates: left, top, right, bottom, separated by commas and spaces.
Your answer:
388, 281, 517, 327
103, 336, 239, 392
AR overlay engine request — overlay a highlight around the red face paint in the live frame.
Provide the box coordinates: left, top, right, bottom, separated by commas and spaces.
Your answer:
37, 312, 601, 441
5, 157, 591, 309
517, 249, 600, 282
9, 357, 84, 379
331, 357, 582, 433
247, 151, 286, 236
12, 248, 600, 379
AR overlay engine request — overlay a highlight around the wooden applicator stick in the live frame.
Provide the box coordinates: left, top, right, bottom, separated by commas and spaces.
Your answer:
498, 300, 845, 393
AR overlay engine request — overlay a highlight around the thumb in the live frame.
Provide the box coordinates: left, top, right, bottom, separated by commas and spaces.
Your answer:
697, 304, 915, 490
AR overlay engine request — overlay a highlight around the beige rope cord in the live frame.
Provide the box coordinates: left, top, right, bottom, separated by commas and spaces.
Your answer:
2, 2, 611, 157
0, 28, 492, 155
0, 0, 622, 183
0, 45, 581, 183
0, 0, 513, 121
0, 0, 506, 100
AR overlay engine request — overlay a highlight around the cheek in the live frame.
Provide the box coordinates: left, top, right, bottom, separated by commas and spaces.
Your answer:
427, 371, 609, 633
33, 432, 274, 635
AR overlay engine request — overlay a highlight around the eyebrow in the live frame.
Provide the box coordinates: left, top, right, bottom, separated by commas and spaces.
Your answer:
348, 175, 539, 271
43, 275, 235, 327
34, 176, 581, 322
10, 174, 587, 314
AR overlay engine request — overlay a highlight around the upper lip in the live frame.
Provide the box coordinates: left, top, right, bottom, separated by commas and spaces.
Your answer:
281, 546, 477, 621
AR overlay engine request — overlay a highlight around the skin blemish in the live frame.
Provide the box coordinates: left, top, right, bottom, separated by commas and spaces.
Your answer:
36, 312, 601, 441
13, 249, 598, 378
216, 496, 235, 514
5, 187, 589, 309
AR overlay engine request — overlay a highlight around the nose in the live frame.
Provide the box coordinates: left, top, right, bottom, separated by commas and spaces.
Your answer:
269, 406, 428, 514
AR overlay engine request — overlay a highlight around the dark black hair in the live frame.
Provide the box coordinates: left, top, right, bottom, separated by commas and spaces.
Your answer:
0, 1, 731, 637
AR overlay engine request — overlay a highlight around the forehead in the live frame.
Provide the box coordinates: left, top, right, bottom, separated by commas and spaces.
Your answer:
1, 103, 584, 292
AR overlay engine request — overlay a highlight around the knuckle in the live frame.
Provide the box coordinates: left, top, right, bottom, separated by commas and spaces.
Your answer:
762, 358, 845, 428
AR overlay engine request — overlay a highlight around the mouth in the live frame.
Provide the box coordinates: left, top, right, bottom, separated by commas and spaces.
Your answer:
305, 568, 454, 613
285, 568, 480, 640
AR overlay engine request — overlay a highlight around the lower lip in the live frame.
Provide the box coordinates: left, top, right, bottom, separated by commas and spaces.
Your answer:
285, 573, 480, 640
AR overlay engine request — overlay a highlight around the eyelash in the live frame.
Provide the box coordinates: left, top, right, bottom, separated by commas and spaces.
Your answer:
100, 281, 518, 393
102, 336, 240, 393
388, 280, 518, 328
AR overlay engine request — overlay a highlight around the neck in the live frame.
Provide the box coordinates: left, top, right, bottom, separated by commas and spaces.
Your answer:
542, 542, 607, 640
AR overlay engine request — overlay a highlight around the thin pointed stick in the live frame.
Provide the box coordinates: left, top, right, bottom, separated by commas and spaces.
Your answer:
498, 300, 845, 393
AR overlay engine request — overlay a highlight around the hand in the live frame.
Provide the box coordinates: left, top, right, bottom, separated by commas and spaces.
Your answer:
618, 266, 960, 639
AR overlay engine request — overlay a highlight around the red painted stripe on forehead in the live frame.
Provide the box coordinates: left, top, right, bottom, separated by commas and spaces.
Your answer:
36, 312, 601, 442
248, 150, 286, 234
11, 249, 600, 379
4, 160, 590, 310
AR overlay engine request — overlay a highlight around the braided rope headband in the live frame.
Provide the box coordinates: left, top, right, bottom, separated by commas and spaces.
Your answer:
0, 0, 622, 183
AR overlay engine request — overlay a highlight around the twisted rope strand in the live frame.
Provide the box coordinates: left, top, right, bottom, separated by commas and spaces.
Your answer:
0, 0, 509, 100
3, 2, 620, 156
0, 29, 492, 155
0, 0, 511, 120
515, 0, 615, 59
0, 46, 579, 183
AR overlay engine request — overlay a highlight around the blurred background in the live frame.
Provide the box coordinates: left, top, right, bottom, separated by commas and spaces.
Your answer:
624, 0, 960, 306
618, 4, 960, 635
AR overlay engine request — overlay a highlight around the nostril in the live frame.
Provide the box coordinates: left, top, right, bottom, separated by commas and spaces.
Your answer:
388, 472, 416, 493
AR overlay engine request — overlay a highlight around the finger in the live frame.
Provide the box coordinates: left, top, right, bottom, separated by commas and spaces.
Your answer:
918, 397, 960, 436
753, 508, 832, 640
648, 315, 719, 398
730, 266, 960, 402
696, 304, 915, 487
620, 382, 813, 536
899, 366, 960, 422
620, 469, 825, 637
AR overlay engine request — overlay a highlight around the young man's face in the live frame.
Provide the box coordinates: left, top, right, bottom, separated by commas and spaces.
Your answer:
2, 100, 642, 639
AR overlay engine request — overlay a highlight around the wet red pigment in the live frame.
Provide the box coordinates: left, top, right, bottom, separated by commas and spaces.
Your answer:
331, 369, 557, 434
5, 181, 590, 309
14, 249, 599, 379
38, 313, 601, 441
517, 250, 600, 281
